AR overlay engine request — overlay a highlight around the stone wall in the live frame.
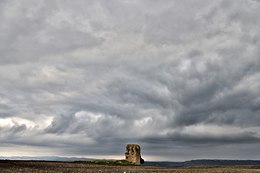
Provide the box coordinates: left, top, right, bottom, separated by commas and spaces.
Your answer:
125, 144, 142, 165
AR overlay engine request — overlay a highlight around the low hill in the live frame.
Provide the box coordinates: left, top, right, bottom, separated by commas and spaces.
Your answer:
144, 159, 260, 167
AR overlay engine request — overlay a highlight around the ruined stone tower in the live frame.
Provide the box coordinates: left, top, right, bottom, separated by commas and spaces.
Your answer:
125, 144, 143, 165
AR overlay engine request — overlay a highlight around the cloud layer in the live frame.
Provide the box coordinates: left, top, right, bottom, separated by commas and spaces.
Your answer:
0, 0, 260, 161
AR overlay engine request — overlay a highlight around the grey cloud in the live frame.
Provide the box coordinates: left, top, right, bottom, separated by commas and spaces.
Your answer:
0, 0, 103, 64
45, 111, 127, 138
143, 0, 209, 45
0, 0, 260, 161
0, 124, 28, 146
142, 131, 260, 145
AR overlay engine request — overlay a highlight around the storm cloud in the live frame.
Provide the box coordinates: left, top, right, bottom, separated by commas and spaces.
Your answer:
0, 0, 260, 161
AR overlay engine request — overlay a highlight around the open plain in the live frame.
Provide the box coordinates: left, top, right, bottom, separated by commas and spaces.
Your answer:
1, 160, 260, 173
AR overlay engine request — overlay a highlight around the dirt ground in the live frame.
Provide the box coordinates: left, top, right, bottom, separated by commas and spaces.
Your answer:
1, 160, 260, 173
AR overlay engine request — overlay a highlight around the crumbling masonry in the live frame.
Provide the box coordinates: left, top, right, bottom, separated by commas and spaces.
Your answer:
125, 144, 144, 165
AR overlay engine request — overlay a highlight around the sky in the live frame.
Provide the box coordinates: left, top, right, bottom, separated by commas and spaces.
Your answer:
0, 0, 260, 161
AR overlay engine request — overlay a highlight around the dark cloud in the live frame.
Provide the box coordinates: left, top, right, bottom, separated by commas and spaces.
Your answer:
0, 0, 260, 161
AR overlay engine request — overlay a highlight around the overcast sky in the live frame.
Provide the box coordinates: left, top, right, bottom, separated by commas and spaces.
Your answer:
0, 0, 260, 161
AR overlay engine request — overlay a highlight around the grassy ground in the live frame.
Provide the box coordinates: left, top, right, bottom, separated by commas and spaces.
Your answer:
74, 159, 137, 166
1, 160, 260, 173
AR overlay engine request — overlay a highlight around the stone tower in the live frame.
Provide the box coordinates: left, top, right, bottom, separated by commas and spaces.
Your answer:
125, 144, 143, 165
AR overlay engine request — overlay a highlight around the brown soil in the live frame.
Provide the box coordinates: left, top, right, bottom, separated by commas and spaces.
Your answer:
1, 160, 260, 173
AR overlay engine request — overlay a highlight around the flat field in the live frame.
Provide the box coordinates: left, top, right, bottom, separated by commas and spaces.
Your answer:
1, 160, 260, 173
